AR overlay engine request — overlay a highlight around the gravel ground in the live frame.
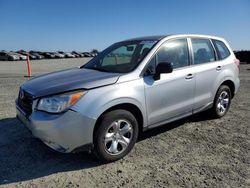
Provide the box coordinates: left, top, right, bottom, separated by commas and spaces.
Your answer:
0, 59, 249, 187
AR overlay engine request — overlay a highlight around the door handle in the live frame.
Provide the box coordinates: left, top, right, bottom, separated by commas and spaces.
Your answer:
216, 66, 222, 71
185, 73, 193, 80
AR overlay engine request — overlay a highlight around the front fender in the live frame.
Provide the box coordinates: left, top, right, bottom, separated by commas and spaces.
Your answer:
71, 79, 147, 127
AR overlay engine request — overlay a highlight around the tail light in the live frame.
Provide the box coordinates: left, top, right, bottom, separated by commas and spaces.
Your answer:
234, 59, 240, 70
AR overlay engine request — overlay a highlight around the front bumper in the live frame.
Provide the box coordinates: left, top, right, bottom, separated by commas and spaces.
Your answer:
16, 103, 96, 153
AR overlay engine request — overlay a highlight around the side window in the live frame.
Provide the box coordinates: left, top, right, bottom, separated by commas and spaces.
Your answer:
191, 38, 215, 64
213, 40, 231, 60
145, 55, 156, 75
156, 38, 189, 69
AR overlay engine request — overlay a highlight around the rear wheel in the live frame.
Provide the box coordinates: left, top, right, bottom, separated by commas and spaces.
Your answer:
212, 85, 231, 118
94, 109, 138, 162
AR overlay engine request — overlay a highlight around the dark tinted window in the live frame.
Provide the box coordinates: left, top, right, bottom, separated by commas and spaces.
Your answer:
156, 38, 189, 69
192, 38, 215, 64
213, 40, 230, 60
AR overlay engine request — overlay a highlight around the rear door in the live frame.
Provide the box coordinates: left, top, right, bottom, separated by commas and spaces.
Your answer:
190, 38, 220, 112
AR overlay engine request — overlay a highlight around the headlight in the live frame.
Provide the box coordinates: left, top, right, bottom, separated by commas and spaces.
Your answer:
37, 91, 86, 113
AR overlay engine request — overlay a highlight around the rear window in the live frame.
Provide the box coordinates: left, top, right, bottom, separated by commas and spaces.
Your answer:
213, 40, 231, 60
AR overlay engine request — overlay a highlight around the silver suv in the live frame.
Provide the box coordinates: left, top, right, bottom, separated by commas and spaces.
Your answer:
16, 34, 240, 162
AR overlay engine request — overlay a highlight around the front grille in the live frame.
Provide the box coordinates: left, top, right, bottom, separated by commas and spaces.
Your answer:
18, 89, 33, 116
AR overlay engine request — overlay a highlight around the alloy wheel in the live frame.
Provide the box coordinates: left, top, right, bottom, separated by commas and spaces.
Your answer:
217, 91, 229, 114
104, 119, 133, 155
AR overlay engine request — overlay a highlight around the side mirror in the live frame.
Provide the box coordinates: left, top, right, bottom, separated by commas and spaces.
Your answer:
153, 62, 173, 80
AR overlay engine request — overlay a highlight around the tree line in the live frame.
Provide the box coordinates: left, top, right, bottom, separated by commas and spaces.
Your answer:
234, 51, 250, 63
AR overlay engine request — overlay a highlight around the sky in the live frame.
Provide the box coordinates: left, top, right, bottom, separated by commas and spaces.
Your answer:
0, 0, 249, 52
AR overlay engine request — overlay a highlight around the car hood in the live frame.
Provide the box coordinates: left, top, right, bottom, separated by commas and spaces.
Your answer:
21, 68, 121, 98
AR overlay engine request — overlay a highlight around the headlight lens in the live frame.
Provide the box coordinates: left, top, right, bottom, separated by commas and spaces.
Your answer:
37, 91, 86, 113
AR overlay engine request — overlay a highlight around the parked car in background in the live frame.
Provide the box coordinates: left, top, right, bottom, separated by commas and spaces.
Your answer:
57, 51, 74, 58
71, 51, 79, 58
77, 51, 85, 57
91, 52, 98, 57
65, 52, 75, 58
0, 51, 10, 61
40, 52, 56, 59
82, 52, 93, 57
29, 51, 44, 59
1, 50, 100, 60
51, 52, 64, 58
0, 51, 19, 61
10, 52, 27, 60
29, 54, 37, 60
72, 51, 84, 58
17, 50, 37, 60
57, 51, 67, 56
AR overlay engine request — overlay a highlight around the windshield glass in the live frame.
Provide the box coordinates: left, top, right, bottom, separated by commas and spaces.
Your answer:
82, 40, 158, 73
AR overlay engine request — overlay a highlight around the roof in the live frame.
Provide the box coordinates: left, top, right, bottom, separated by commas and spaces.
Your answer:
120, 34, 225, 42
122, 35, 169, 42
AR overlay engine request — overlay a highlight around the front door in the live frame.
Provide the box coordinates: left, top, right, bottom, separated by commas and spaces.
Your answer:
144, 38, 195, 126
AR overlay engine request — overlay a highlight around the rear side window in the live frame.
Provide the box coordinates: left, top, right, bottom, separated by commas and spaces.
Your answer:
213, 40, 231, 60
191, 38, 215, 64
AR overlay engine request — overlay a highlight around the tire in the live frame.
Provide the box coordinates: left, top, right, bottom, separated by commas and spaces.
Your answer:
8, 56, 13, 61
94, 109, 139, 162
211, 85, 232, 118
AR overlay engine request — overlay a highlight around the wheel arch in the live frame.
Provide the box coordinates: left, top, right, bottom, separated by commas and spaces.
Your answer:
93, 103, 144, 141
219, 79, 235, 98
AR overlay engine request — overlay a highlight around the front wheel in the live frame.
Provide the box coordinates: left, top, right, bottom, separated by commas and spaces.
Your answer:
212, 85, 232, 118
94, 109, 138, 162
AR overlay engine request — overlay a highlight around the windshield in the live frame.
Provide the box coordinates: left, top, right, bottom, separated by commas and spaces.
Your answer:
82, 40, 158, 73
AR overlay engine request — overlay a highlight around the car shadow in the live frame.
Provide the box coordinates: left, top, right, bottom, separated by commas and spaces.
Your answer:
0, 111, 213, 185
0, 117, 102, 185
138, 110, 214, 141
